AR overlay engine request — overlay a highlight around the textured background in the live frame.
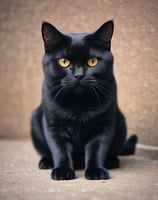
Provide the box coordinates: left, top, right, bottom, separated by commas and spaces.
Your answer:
0, 0, 157, 158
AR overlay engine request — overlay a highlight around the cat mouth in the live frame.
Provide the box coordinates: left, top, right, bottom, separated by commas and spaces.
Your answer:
71, 85, 84, 95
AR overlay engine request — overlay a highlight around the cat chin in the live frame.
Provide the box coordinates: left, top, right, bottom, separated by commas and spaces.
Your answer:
71, 85, 84, 95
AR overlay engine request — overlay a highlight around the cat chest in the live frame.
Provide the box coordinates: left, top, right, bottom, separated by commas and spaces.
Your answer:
64, 124, 85, 148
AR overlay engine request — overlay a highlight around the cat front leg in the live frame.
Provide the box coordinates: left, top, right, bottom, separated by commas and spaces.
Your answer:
49, 134, 75, 180
85, 129, 114, 180
47, 132, 75, 180
43, 118, 75, 180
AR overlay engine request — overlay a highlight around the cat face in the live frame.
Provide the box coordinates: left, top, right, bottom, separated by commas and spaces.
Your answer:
42, 21, 114, 107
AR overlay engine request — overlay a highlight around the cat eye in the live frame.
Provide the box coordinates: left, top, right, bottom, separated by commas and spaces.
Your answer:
58, 58, 70, 68
87, 57, 98, 67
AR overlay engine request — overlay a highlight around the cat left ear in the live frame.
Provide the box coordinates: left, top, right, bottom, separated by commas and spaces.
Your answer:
41, 22, 64, 45
94, 20, 114, 43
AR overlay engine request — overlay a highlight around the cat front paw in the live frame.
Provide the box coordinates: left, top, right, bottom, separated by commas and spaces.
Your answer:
39, 157, 53, 169
85, 168, 109, 180
51, 168, 75, 180
106, 157, 120, 169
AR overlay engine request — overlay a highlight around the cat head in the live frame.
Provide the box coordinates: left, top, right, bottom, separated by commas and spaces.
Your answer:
41, 20, 115, 108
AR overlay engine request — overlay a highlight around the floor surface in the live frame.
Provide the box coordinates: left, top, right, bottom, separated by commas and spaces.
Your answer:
0, 140, 158, 200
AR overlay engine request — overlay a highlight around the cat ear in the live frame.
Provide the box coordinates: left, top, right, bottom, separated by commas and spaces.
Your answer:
41, 22, 65, 45
94, 20, 114, 43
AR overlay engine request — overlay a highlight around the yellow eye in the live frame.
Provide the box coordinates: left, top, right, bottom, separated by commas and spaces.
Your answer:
87, 57, 98, 67
58, 58, 70, 68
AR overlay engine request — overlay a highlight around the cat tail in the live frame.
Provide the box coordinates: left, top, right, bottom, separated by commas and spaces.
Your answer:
120, 135, 138, 156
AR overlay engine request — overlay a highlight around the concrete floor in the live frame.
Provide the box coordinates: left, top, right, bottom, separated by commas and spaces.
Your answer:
0, 140, 158, 200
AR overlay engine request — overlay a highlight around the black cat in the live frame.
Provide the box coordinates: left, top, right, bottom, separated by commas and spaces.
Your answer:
31, 20, 137, 180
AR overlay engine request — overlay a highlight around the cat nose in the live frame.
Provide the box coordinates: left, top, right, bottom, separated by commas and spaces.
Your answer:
74, 75, 84, 81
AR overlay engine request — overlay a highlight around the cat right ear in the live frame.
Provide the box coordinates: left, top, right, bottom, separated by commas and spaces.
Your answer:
41, 22, 64, 46
94, 20, 114, 42
92, 20, 114, 50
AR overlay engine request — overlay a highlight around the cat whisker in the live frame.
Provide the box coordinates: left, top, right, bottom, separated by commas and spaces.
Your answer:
95, 82, 106, 90
53, 86, 66, 102
93, 83, 107, 101
97, 80, 112, 93
84, 78, 97, 84
47, 79, 61, 86
90, 86, 102, 106
96, 82, 111, 94
96, 82, 112, 94
46, 85, 61, 96
52, 79, 62, 83
95, 79, 106, 85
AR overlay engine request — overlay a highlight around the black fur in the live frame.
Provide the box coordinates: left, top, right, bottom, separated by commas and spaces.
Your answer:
31, 20, 137, 180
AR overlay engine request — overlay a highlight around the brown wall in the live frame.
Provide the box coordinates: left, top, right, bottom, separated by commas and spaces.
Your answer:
0, 0, 157, 158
